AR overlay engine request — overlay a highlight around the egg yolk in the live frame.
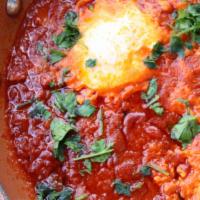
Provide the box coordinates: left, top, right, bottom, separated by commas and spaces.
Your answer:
66, 0, 163, 92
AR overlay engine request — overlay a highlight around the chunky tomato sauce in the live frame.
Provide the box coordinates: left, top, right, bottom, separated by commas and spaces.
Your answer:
6, 0, 200, 199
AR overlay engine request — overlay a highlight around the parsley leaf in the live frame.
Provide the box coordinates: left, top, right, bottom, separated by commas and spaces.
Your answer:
171, 114, 200, 146
64, 134, 83, 153
85, 59, 97, 68
80, 159, 92, 176
36, 183, 73, 200
49, 49, 65, 64
50, 118, 75, 161
140, 165, 152, 176
169, 36, 184, 57
113, 179, 131, 197
29, 101, 51, 120
74, 139, 113, 162
141, 79, 164, 115
144, 42, 165, 69
53, 11, 80, 49
76, 100, 96, 117
54, 92, 77, 117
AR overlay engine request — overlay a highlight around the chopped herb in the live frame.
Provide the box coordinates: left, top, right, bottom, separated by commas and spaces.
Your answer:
16, 97, 36, 109
169, 36, 184, 57
97, 107, 104, 136
140, 165, 152, 176
59, 68, 70, 86
85, 59, 97, 68
29, 101, 51, 120
74, 139, 113, 162
113, 179, 131, 197
141, 79, 164, 115
144, 42, 165, 69
54, 92, 77, 117
80, 159, 92, 176
171, 113, 200, 146
36, 183, 73, 200
50, 118, 75, 161
49, 81, 55, 88
53, 11, 80, 49
76, 100, 96, 117
49, 49, 65, 64
64, 134, 84, 153
88, 4, 94, 11
75, 194, 88, 200
169, 3, 200, 56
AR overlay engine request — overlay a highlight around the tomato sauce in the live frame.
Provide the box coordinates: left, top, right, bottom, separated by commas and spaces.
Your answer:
6, 0, 200, 199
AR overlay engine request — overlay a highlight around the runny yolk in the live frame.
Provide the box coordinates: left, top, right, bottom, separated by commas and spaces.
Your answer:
63, 0, 163, 92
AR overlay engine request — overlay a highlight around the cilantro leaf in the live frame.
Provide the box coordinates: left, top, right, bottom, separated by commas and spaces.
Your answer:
85, 59, 97, 68
169, 36, 184, 57
141, 78, 157, 102
49, 49, 65, 64
140, 165, 152, 176
141, 79, 164, 115
36, 183, 73, 200
50, 118, 75, 161
80, 159, 92, 176
64, 134, 84, 153
76, 100, 96, 117
143, 42, 165, 69
53, 11, 80, 49
29, 101, 51, 120
54, 92, 77, 117
171, 114, 200, 146
113, 179, 131, 197
74, 139, 113, 162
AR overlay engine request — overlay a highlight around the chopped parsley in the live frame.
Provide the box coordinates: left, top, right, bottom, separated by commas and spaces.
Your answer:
54, 92, 96, 118
113, 179, 131, 197
76, 100, 96, 117
170, 3, 200, 56
144, 42, 165, 69
140, 165, 152, 176
80, 159, 92, 176
171, 111, 200, 147
74, 139, 113, 162
53, 11, 80, 49
64, 134, 84, 153
29, 101, 51, 120
85, 59, 97, 68
141, 79, 164, 115
36, 183, 73, 200
16, 97, 36, 109
49, 49, 65, 64
50, 118, 76, 161
49, 81, 55, 88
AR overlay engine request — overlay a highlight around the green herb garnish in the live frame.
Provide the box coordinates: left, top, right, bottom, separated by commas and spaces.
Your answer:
141, 79, 164, 115
53, 11, 80, 49
144, 42, 165, 69
64, 134, 84, 153
16, 97, 36, 109
36, 183, 73, 200
80, 159, 92, 176
113, 179, 131, 197
85, 59, 97, 68
50, 118, 75, 161
49, 49, 65, 64
29, 101, 51, 120
74, 139, 113, 162
140, 165, 152, 176
76, 100, 96, 117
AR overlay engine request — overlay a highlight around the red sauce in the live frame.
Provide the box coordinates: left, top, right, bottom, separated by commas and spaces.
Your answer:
6, 0, 200, 199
